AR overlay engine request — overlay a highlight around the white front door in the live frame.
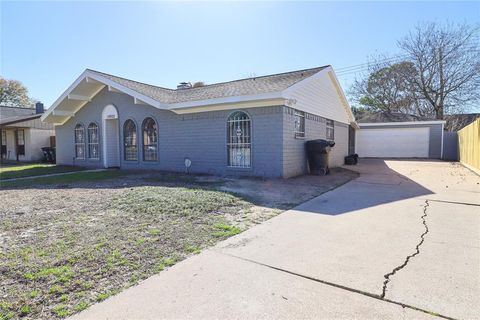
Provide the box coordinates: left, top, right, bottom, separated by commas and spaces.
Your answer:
356, 127, 430, 158
103, 119, 120, 168
102, 104, 120, 168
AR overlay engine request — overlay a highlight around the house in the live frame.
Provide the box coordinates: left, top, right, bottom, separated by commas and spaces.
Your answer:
41, 66, 356, 178
0, 103, 55, 162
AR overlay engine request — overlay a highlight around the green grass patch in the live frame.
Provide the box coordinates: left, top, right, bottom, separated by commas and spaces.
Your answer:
19, 305, 31, 316
23, 265, 75, 283
185, 245, 201, 254
49, 285, 63, 295
52, 304, 70, 317
0, 170, 125, 188
73, 301, 88, 312
0, 164, 84, 180
95, 292, 111, 302
211, 223, 241, 237
29, 290, 40, 299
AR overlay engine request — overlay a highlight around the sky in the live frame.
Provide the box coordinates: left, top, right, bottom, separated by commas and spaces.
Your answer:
1, 1, 479, 109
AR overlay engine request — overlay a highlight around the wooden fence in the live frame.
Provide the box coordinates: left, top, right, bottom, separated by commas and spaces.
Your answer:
458, 118, 480, 174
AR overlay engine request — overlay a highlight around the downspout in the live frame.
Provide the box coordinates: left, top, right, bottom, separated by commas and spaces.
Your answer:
440, 122, 444, 159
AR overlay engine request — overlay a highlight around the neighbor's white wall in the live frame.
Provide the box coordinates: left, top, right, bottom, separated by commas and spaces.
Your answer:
26, 128, 55, 161
5, 130, 16, 160
329, 123, 349, 167
2, 128, 54, 161
284, 71, 351, 124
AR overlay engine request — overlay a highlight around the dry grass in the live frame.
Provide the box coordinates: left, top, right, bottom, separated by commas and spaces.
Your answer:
0, 169, 358, 319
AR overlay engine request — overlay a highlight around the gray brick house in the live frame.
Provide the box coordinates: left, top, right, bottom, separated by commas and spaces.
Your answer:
42, 66, 356, 178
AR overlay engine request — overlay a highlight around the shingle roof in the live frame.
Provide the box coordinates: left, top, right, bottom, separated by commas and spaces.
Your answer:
88, 66, 328, 104
0, 114, 41, 126
0, 105, 36, 120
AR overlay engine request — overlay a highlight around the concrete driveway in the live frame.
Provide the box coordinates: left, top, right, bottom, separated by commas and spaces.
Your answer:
72, 159, 480, 320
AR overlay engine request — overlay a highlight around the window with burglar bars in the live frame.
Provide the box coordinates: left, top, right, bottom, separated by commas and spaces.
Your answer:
87, 123, 99, 159
326, 119, 335, 141
124, 119, 137, 161
227, 111, 251, 168
294, 110, 305, 138
74, 124, 86, 159
142, 117, 157, 161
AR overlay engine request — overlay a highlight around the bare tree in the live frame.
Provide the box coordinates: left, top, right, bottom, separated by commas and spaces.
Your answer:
0, 77, 33, 107
398, 22, 480, 119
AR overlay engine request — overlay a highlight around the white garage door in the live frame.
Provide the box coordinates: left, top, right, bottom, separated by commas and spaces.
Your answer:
356, 127, 430, 158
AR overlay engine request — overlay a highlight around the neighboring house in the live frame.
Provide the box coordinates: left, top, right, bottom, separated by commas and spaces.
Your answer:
41, 66, 356, 178
0, 103, 55, 162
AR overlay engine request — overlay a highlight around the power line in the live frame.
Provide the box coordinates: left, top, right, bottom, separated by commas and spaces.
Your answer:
334, 47, 479, 78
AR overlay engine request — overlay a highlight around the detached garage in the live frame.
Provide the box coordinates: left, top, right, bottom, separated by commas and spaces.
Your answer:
356, 121, 446, 159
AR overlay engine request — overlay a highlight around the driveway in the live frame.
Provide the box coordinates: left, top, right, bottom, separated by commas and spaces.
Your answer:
72, 159, 480, 320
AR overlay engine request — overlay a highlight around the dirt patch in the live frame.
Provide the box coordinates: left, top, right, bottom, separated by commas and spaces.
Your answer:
0, 169, 357, 319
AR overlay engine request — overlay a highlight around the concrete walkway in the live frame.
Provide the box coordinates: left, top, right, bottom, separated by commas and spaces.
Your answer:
72, 159, 480, 320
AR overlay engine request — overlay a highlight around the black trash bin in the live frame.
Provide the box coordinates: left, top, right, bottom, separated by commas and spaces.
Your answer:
41, 147, 56, 164
306, 139, 335, 175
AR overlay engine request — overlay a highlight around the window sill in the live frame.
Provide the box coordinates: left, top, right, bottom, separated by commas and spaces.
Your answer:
226, 166, 252, 171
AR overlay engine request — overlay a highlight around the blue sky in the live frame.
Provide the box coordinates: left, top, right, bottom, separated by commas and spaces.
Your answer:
1, 1, 479, 108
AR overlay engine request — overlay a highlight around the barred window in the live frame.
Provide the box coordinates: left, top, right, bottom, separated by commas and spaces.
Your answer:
124, 119, 137, 161
74, 124, 86, 159
326, 119, 335, 141
294, 110, 305, 138
87, 123, 99, 159
142, 117, 157, 161
227, 111, 251, 168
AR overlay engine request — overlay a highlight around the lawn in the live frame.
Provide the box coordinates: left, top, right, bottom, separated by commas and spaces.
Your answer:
0, 170, 124, 188
0, 164, 84, 180
0, 169, 358, 319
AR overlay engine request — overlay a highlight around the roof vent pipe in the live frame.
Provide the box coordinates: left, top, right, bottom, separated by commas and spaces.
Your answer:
177, 82, 192, 90
35, 102, 44, 114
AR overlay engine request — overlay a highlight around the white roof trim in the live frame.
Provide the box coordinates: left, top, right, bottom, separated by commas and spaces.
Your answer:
41, 70, 168, 123
359, 121, 447, 127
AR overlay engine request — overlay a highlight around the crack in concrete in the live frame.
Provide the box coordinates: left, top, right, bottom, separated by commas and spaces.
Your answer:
214, 249, 456, 320
381, 200, 430, 299
426, 199, 480, 207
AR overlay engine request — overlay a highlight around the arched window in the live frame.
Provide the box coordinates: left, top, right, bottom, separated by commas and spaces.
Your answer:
124, 120, 137, 161
142, 117, 157, 161
227, 111, 251, 168
74, 124, 86, 159
87, 123, 99, 159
